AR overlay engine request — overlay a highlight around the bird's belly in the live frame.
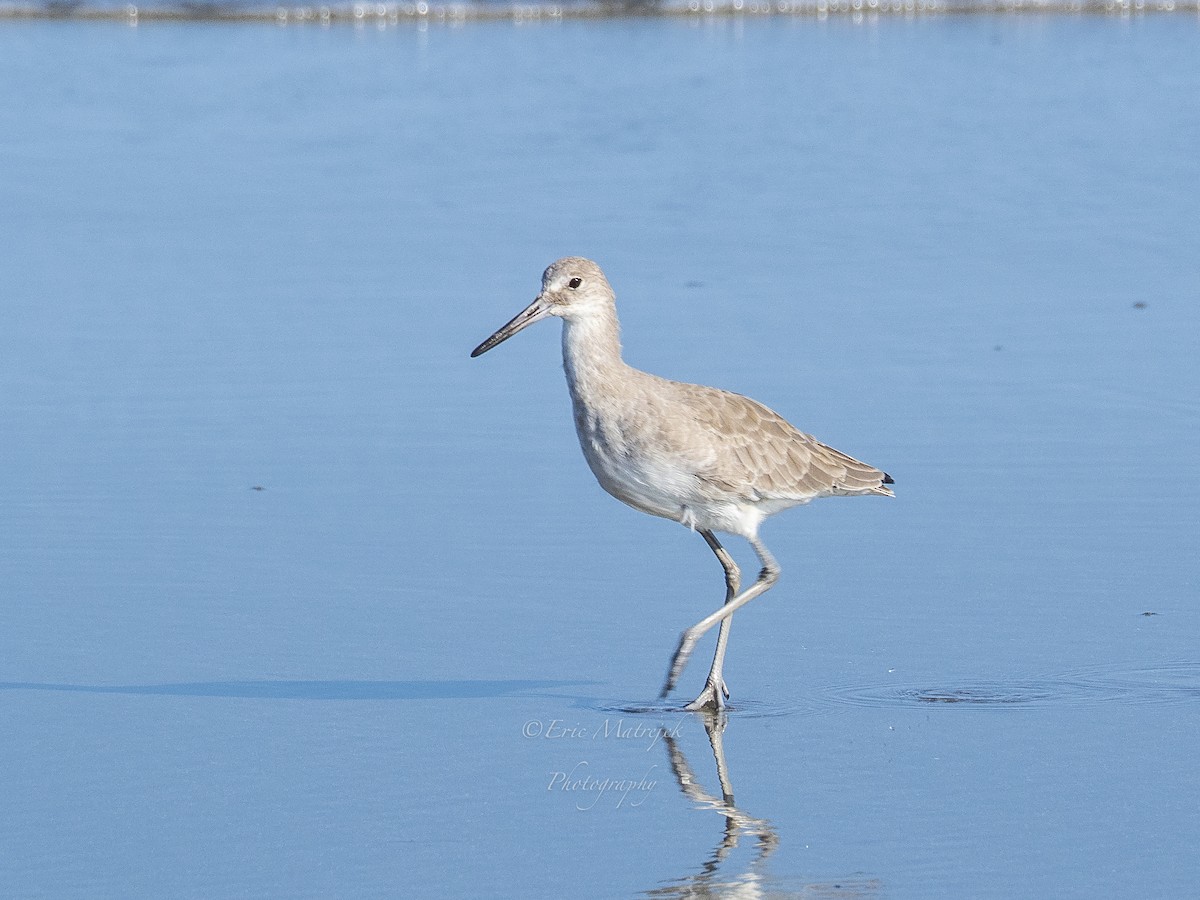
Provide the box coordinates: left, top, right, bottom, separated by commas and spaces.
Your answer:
575, 427, 693, 524
573, 420, 768, 536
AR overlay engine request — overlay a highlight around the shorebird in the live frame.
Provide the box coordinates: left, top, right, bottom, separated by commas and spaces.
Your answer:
471, 257, 893, 711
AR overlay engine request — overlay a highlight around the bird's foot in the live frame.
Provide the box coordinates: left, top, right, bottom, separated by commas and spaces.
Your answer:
660, 629, 699, 699
683, 677, 730, 712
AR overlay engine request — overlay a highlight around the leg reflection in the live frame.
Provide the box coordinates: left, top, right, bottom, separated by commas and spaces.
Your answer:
649, 713, 880, 899
654, 710, 778, 891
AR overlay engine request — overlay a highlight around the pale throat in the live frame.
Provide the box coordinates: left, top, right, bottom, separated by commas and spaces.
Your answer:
560, 308, 627, 407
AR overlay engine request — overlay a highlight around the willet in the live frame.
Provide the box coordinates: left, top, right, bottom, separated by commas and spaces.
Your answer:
471, 257, 893, 711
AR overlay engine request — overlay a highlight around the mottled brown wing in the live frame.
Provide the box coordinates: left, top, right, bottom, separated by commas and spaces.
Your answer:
679, 384, 893, 502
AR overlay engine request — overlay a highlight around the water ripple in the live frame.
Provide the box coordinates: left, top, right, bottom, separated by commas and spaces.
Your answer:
590, 694, 830, 719
818, 661, 1200, 711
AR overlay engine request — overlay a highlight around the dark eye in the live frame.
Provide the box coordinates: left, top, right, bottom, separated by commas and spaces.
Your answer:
568, 277, 582, 289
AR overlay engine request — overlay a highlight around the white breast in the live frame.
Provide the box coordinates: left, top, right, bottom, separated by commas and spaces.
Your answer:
571, 404, 771, 538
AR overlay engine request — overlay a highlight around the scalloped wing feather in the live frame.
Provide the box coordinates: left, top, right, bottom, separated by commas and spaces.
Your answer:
669, 381, 894, 503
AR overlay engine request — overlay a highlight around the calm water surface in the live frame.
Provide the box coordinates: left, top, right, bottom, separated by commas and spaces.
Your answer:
1, 16, 1198, 899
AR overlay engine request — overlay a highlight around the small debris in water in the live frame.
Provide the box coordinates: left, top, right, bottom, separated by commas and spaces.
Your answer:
252, 485, 266, 491
1141, 611, 1158, 616
1133, 301, 1147, 309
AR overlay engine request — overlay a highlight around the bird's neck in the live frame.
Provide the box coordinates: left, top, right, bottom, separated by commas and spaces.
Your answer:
561, 306, 629, 406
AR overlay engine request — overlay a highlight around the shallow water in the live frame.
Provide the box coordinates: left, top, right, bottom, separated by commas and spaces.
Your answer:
2, 15, 1199, 899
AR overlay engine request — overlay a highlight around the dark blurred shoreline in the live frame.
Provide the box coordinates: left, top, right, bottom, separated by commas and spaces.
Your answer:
2, 0, 1196, 23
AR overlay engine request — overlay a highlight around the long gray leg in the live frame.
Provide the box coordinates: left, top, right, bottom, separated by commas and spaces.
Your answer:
662, 535, 780, 702
683, 530, 740, 712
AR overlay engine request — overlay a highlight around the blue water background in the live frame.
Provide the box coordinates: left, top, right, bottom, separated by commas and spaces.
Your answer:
2, 17, 1198, 898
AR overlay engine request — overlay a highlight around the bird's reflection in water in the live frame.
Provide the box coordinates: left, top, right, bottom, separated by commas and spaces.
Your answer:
646, 711, 879, 899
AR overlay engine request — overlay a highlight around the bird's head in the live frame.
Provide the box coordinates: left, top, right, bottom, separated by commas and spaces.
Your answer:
470, 257, 613, 358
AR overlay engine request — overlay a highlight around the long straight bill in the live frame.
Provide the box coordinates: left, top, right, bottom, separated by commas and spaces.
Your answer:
470, 295, 554, 358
